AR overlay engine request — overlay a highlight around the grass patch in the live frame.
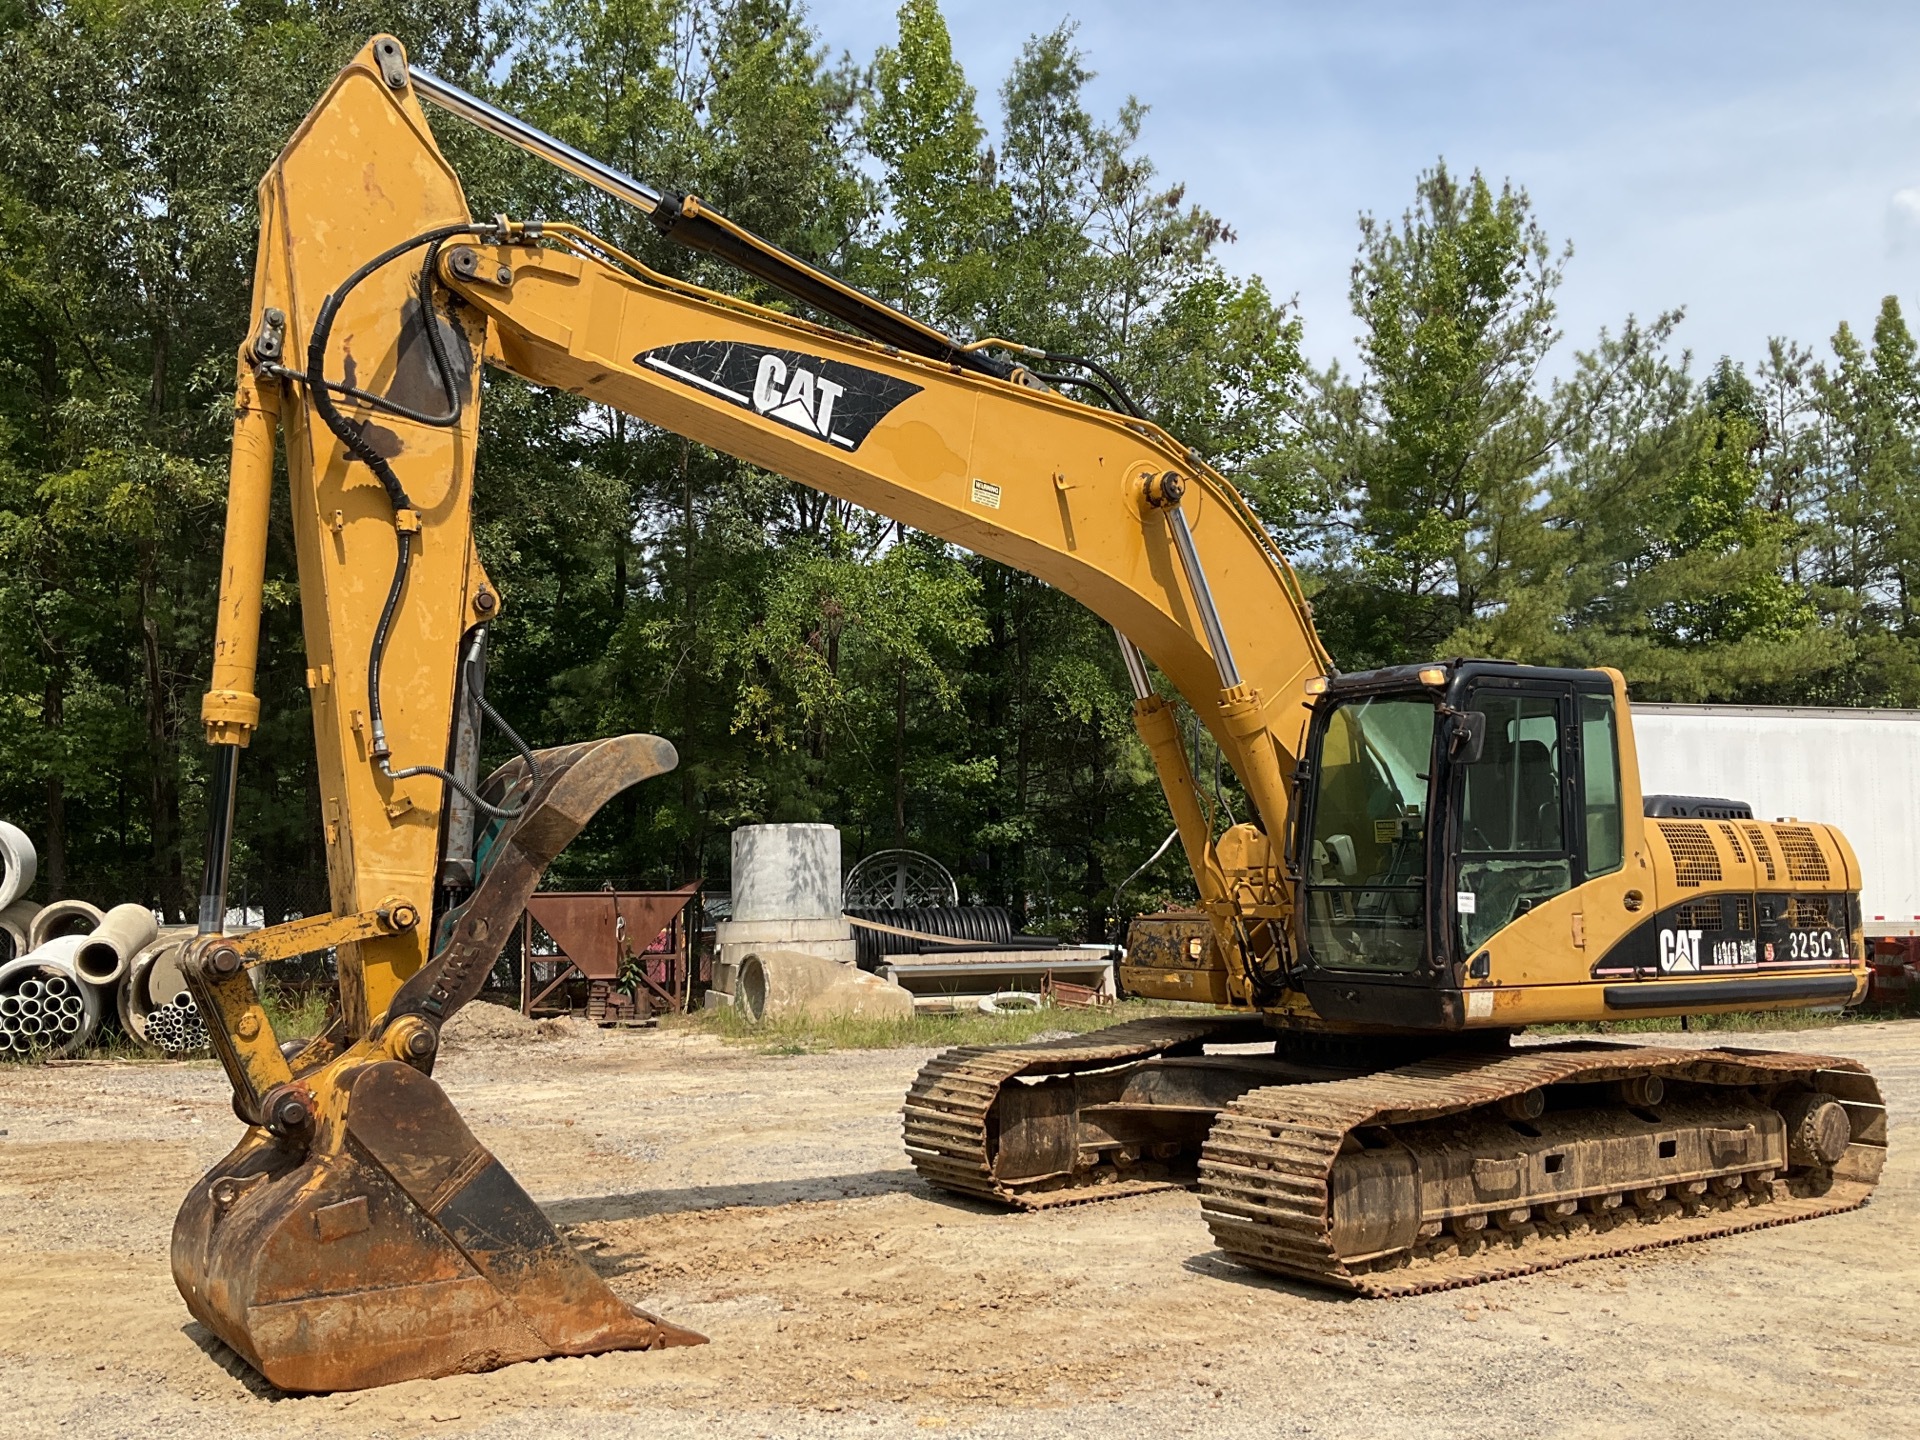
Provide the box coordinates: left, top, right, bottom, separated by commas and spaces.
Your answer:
676, 997, 1211, 1055
262, 982, 331, 1042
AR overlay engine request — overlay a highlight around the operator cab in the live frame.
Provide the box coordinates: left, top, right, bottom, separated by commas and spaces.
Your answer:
1292, 660, 1625, 1028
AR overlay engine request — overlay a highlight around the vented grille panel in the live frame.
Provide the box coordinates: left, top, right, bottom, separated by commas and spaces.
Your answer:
1735, 897, 1754, 933
1718, 822, 1747, 864
1674, 898, 1725, 929
1775, 825, 1831, 883
1741, 823, 1777, 882
1657, 821, 1722, 888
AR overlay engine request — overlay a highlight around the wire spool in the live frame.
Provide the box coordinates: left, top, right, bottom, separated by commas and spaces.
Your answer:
842, 849, 959, 910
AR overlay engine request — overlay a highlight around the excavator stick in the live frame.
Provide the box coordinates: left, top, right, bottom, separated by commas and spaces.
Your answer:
175, 735, 704, 1392
172, 39, 719, 1391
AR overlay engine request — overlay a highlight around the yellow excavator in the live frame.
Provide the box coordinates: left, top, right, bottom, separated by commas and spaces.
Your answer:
174, 36, 1886, 1392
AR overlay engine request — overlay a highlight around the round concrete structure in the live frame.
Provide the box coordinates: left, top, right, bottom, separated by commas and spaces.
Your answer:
730, 824, 842, 923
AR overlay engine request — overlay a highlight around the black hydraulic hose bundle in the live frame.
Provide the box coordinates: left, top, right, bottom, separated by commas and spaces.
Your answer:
1035, 352, 1149, 420
290, 223, 539, 820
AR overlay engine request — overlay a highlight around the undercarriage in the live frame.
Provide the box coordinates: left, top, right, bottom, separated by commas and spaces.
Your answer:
903, 1018, 1885, 1295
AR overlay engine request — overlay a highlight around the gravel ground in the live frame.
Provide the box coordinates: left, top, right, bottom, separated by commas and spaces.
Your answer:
1, 1013, 1915, 1439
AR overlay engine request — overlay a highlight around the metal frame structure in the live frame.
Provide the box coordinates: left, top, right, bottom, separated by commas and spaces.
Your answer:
518, 887, 699, 1021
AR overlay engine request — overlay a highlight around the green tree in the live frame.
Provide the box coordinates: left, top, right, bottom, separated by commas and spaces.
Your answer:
1273, 162, 1564, 666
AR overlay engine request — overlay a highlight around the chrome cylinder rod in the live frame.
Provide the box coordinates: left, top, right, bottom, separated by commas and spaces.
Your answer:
408, 67, 664, 216
1114, 628, 1153, 700
1165, 505, 1242, 690
197, 744, 239, 934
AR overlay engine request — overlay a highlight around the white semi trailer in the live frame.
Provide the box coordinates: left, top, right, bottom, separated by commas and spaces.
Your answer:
1632, 704, 1920, 955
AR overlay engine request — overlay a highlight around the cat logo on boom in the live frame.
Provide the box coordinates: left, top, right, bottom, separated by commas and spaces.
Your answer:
638, 340, 922, 451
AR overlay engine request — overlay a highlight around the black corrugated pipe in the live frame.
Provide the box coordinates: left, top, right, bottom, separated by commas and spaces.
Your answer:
846, 906, 1069, 970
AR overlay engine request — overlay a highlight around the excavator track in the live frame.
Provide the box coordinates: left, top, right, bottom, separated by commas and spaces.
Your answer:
1199, 1041, 1886, 1297
904, 1015, 1269, 1207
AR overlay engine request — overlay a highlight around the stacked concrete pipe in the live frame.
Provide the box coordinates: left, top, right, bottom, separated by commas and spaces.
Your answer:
119, 928, 202, 1055
0, 822, 209, 1059
709, 824, 856, 1008
76, 903, 158, 987
0, 900, 36, 964
28, 898, 103, 951
0, 820, 33, 909
707, 825, 913, 1020
0, 821, 35, 963
0, 935, 105, 1059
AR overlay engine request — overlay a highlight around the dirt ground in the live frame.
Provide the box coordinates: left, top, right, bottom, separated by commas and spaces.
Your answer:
1, 1013, 1915, 1440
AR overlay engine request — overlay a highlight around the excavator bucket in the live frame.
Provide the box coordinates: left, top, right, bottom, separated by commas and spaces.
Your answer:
173, 735, 705, 1392
171, 1061, 702, 1391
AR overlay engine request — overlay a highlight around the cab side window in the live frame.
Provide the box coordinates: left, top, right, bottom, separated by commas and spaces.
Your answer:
1461, 694, 1564, 855
1580, 693, 1624, 876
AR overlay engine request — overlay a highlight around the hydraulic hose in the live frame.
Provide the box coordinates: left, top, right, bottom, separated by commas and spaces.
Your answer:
295, 223, 540, 819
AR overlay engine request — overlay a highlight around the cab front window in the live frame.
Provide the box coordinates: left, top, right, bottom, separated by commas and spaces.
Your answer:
1304, 695, 1434, 972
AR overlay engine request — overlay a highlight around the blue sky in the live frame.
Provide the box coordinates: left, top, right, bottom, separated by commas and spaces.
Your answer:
808, 0, 1920, 377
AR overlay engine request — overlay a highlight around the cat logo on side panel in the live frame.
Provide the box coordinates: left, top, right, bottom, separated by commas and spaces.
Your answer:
1658, 927, 1703, 972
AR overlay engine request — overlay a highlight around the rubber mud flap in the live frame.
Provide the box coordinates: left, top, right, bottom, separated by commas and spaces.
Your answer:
172, 1060, 703, 1392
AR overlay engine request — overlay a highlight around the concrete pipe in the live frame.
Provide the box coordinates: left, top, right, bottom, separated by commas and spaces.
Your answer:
0, 899, 36, 962
121, 931, 192, 1052
977, 991, 1045, 1014
146, 930, 193, 1008
28, 899, 103, 951
0, 941, 104, 1058
75, 903, 158, 987
736, 949, 914, 1023
0, 821, 34, 912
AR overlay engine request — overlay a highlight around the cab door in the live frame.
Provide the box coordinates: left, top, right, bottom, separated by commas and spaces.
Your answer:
1453, 680, 1580, 955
